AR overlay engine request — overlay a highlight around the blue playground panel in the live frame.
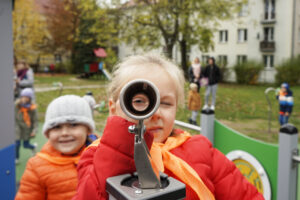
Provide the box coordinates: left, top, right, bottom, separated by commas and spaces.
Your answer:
0, 144, 16, 200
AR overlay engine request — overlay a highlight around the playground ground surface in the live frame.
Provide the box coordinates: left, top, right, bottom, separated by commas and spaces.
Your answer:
16, 74, 300, 198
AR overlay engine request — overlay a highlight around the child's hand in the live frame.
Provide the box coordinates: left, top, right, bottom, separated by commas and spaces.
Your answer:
30, 132, 36, 137
285, 112, 290, 116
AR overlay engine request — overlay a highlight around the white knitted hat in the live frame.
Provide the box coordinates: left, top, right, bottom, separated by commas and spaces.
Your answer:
42, 95, 95, 136
82, 95, 96, 110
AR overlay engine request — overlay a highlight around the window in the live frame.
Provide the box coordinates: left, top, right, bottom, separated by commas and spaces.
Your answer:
218, 55, 228, 67
238, 29, 247, 42
263, 55, 274, 68
219, 30, 228, 43
264, 27, 274, 41
237, 55, 247, 64
264, 0, 275, 20
238, 3, 248, 17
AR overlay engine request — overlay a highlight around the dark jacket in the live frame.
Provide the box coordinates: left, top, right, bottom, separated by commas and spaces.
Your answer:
202, 64, 221, 85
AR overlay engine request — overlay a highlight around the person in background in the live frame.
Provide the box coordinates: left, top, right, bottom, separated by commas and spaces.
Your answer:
15, 95, 98, 200
188, 57, 202, 92
16, 60, 35, 100
49, 63, 55, 76
188, 83, 201, 125
202, 57, 220, 111
276, 82, 294, 125
15, 88, 38, 164
72, 54, 263, 200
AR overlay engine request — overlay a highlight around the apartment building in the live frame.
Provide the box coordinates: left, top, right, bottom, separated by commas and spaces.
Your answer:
190, 0, 300, 83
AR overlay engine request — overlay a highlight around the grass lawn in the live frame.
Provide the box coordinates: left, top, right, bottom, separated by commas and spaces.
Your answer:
34, 74, 300, 143
16, 73, 300, 182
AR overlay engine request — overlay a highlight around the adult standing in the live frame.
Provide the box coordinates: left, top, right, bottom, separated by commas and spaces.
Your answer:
188, 57, 202, 92
16, 60, 35, 100
202, 57, 220, 110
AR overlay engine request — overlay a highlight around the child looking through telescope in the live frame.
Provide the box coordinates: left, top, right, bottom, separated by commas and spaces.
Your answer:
73, 54, 263, 200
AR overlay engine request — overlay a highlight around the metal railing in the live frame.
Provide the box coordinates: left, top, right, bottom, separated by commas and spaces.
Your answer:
174, 120, 201, 132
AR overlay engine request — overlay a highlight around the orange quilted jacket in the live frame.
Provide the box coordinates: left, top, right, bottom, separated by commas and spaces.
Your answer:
15, 141, 83, 200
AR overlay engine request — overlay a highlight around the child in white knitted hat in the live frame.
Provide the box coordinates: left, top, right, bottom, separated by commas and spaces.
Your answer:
15, 88, 38, 164
16, 95, 98, 200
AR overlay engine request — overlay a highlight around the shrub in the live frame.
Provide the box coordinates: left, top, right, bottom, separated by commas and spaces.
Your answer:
233, 60, 264, 84
55, 60, 74, 74
275, 56, 300, 86
219, 65, 229, 83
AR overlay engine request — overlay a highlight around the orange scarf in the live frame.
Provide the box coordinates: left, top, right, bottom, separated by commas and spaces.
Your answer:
86, 133, 215, 199
19, 104, 36, 127
37, 152, 80, 165
150, 132, 215, 200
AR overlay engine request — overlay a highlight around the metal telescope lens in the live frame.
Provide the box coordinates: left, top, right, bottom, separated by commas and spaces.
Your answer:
131, 93, 150, 112
120, 79, 160, 120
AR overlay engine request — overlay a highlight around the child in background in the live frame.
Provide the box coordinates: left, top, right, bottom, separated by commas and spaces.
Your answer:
15, 88, 38, 164
277, 82, 294, 125
73, 54, 263, 200
15, 95, 97, 200
188, 57, 202, 92
188, 83, 201, 125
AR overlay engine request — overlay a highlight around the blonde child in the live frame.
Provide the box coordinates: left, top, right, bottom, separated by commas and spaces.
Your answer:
188, 83, 201, 125
15, 88, 38, 164
15, 95, 97, 200
73, 54, 263, 200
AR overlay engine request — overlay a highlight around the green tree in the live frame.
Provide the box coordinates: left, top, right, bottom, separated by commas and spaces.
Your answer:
119, 0, 244, 73
40, 0, 81, 57
13, 0, 50, 67
71, 0, 119, 73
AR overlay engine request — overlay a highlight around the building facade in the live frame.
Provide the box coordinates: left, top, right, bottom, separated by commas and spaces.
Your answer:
190, 0, 300, 83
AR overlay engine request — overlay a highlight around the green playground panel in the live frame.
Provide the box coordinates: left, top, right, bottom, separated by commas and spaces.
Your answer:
214, 120, 278, 200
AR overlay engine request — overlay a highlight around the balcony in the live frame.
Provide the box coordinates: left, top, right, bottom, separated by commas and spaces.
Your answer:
261, 13, 276, 24
260, 41, 275, 52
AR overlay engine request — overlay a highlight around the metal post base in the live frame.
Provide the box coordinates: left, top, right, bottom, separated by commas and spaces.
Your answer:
106, 173, 186, 200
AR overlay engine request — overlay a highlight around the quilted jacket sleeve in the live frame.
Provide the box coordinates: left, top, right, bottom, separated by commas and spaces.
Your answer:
211, 148, 264, 200
73, 116, 154, 200
15, 158, 46, 200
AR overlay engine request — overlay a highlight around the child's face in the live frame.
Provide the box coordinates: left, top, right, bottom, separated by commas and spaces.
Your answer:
47, 123, 89, 155
17, 63, 25, 70
109, 67, 177, 143
20, 96, 30, 104
281, 86, 287, 92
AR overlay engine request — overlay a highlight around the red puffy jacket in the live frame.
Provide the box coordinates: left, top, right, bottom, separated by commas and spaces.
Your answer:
73, 116, 264, 200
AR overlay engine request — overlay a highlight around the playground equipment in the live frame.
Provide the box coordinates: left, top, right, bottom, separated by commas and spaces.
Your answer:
265, 87, 277, 133
107, 79, 185, 200
0, 1, 16, 199
277, 124, 299, 200
175, 110, 299, 200
78, 62, 111, 80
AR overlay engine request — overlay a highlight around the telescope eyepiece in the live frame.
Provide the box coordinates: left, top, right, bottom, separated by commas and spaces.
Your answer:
119, 79, 160, 120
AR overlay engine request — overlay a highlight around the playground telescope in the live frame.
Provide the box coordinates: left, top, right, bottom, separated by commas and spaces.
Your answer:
106, 79, 185, 200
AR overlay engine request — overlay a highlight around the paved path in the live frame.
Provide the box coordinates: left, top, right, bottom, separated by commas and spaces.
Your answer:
35, 84, 107, 92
